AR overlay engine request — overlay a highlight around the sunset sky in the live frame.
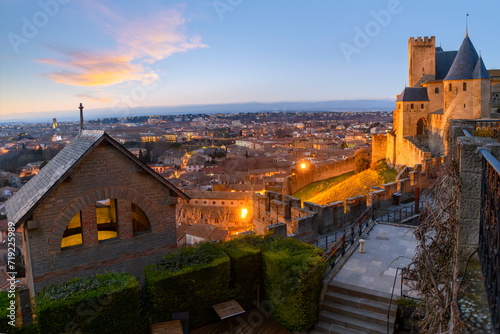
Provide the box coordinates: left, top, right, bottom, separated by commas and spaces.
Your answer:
1, 0, 499, 119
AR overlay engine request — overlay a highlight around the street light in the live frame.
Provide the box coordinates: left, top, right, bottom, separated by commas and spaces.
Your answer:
300, 163, 307, 169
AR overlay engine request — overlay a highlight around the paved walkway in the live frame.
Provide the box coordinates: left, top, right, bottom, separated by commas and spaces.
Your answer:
332, 223, 418, 296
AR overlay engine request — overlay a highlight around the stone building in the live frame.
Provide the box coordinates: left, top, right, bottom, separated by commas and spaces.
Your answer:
5, 130, 189, 295
373, 33, 500, 168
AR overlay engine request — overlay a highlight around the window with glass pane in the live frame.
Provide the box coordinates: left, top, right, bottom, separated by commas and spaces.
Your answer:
132, 203, 150, 235
62, 212, 82, 249
96, 199, 118, 241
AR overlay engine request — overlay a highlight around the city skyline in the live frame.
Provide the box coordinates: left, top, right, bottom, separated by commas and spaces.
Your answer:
1, 0, 499, 119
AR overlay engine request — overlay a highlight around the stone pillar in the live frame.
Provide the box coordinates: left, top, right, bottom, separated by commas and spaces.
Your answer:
457, 136, 500, 253
450, 119, 476, 140
117, 199, 133, 239
82, 204, 98, 247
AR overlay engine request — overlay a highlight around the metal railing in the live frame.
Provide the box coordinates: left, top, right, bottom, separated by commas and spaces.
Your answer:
375, 202, 423, 225
387, 267, 420, 334
322, 206, 374, 277
314, 231, 343, 253
478, 147, 500, 334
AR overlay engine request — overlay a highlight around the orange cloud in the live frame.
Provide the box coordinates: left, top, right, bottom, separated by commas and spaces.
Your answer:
39, 8, 206, 87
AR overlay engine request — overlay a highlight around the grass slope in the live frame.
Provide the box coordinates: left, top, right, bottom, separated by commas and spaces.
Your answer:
303, 166, 397, 205
292, 171, 355, 201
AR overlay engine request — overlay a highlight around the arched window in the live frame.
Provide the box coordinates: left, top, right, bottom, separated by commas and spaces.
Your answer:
421, 104, 424, 109
463, 82, 467, 91
132, 203, 150, 235
435, 87, 439, 94
449, 83, 452, 91
96, 199, 118, 242
61, 212, 83, 249
411, 104, 414, 109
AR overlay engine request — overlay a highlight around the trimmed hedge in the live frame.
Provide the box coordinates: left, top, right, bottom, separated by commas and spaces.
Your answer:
35, 272, 139, 334
144, 242, 231, 328
223, 237, 263, 310
0, 291, 13, 333
261, 237, 325, 331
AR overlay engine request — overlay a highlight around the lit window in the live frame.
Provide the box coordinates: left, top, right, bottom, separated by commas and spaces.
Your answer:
132, 203, 150, 235
96, 199, 118, 241
61, 212, 82, 249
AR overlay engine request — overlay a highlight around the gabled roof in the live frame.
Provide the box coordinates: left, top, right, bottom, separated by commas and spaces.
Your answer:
444, 35, 479, 81
472, 55, 491, 80
6, 130, 189, 226
396, 87, 429, 102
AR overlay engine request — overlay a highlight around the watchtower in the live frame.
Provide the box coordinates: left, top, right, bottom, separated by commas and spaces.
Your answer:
409, 36, 436, 87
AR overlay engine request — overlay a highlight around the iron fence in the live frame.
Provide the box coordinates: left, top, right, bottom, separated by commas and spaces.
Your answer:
322, 206, 374, 277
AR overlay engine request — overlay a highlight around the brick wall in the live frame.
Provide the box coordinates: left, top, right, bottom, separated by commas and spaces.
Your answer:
27, 142, 178, 294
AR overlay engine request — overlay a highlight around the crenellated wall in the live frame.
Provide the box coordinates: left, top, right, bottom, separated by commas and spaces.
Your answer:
286, 157, 356, 195
253, 167, 430, 244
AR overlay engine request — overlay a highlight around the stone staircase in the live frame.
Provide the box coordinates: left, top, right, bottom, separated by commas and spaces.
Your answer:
312, 281, 397, 334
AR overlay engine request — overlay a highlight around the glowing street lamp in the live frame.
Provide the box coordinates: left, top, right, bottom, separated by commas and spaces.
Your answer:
300, 163, 307, 170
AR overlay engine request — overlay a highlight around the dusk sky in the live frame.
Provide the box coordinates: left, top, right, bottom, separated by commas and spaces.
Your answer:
1, 0, 499, 119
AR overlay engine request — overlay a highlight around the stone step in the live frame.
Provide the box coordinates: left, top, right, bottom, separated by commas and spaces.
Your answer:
322, 299, 393, 326
324, 290, 398, 316
328, 281, 394, 304
314, 320, 365, 334
319, 309, 394, 334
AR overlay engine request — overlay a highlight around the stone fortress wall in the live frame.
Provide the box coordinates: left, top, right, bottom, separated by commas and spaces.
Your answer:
253, 157, 443, 244
285, 157, 356, 195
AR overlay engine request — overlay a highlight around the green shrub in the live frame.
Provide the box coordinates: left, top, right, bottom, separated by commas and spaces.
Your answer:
261, 238, 325, 331
0, 291, 14, 333
35, 272, 139, 334
223, 236, 263, 310
144, 242, 231, 328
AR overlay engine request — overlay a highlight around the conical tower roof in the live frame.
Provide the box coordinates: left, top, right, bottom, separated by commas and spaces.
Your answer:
472, 55, 491, 79
444, 35, 479, 81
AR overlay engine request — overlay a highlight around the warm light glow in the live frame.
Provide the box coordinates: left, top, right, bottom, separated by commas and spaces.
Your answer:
301, 163, 307, 169
241, 208, 248, 219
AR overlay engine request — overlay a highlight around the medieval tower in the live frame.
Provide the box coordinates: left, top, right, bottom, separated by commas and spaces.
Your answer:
372, 32, 500, 168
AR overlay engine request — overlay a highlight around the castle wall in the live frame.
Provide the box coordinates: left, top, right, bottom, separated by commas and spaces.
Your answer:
425, 82, 444, 114
286, 157, 356, 195
444, 80, 475, 120
371, 133, 387, 163
396, 137, 432, 168
252, 167, 431, 243
472, 79, 491, 119
428, 113, 445, 155
386, 132, 396, 165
